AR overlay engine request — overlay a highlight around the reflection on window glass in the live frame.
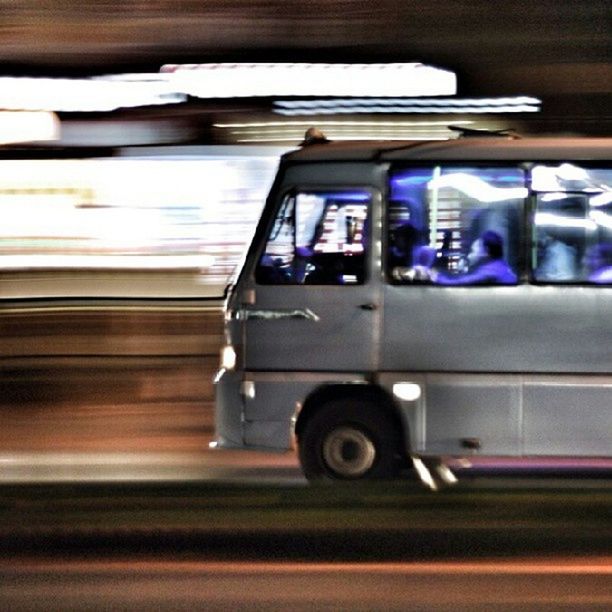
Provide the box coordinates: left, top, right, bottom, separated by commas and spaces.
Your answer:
388, 166, 525, 285
533, 165, 612, 284
256, 191, 370, 285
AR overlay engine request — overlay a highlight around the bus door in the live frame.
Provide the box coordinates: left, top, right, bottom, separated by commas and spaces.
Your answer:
241, 189, 379, 373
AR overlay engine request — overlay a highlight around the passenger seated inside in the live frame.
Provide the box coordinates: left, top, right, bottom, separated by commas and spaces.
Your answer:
392, 245, 437, 283
435, 230, 517, 285
535, 230, 578, 282
586, 243, 612, 284
388, 221, 419, 269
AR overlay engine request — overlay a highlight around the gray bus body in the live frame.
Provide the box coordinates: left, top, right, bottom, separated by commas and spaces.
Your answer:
214, 137, 612, 480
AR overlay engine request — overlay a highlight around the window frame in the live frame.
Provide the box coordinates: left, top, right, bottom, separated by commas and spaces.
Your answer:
385, 162, 529, 287
528, 162, 612, 286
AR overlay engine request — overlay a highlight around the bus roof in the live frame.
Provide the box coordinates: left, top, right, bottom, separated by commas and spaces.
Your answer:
283, 137, 612, 163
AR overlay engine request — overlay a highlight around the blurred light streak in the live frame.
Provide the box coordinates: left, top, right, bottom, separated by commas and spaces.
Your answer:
274, 96, 542, 115
214, 119, 474, 142
590, 193, 612, 207
0, 254, 215, 270
0, 76, 184, 112
0, 111, 59, 144
534, 212, 597, 230
428, 173, 529, 202
59, 120, 196, 147
411, 457, 438, 491
214, 120, 473, 128
590, 210, 612, 230
0, 151, 280, 298
161, 62, 457, 98
0, 302, 220, 314
233, 134, 451, 143
0, 452, 216, 483
532, 164, 610, 193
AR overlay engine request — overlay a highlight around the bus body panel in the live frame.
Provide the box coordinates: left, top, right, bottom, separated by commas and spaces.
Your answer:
523, 377, 612, 455
382, 285, 612, 372
242, 372, 371, 450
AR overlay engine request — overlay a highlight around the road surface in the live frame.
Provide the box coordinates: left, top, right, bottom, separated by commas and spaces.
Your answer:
1, 558, 610, 611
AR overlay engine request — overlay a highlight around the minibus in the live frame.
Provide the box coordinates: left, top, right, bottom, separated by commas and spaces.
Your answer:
214, 133, 611, 484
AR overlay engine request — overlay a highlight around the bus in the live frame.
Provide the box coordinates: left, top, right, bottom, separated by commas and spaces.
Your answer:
213, 134, 612, 485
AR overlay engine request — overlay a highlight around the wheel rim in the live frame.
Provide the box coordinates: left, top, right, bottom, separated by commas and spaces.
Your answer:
322, 426, 377, 478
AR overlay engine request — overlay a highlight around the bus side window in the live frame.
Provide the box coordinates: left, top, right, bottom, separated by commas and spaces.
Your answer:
388, 166, 525, 286
531, 164, 612, 284
255, 190, 370, 285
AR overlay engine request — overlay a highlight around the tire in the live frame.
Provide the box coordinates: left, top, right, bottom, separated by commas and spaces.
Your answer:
298, 398, 402, 481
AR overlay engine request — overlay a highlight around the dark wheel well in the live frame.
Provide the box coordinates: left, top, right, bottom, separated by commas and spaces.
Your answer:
295, 384, 409, 480
295, 384, 405, 441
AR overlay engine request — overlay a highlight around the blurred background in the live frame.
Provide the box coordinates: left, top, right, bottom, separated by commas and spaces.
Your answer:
0, 0, 610, 471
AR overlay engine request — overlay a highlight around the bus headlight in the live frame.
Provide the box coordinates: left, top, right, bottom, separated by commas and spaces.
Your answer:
221, 345, 237, 370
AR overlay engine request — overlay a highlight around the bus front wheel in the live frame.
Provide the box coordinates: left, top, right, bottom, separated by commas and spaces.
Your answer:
298, 399, 401, 480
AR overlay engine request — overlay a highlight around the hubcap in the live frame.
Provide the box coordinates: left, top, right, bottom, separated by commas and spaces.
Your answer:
322, 426, 376, 478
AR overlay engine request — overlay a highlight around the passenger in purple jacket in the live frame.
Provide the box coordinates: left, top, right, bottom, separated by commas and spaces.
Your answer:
436, 230, 517, 286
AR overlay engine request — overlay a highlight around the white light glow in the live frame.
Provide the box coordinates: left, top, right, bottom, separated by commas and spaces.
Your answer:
0, 154, 278, 297
557, 163, 589, 182
0, 76, 185, 112
436, 464, 459, 485
241, 380, 256, 400
590, 193, 612, 207
428, 173, 528, 202
274, 96, 541, 115
162, 63, 457, 98
0, 111, 59, 144
221, 345, 237, 370
540, 193, 569, 202
535, 212, 597, 231
0, 255, 215, 270
541, 192, 612, 208
590, 210, 612, 230
393, 382, 422, 402
412, 457, 438, 491
532, 164, 607, 193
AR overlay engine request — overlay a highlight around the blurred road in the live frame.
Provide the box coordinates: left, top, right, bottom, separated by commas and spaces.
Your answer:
0, 448, 303, 484
1, 558, 610, 611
